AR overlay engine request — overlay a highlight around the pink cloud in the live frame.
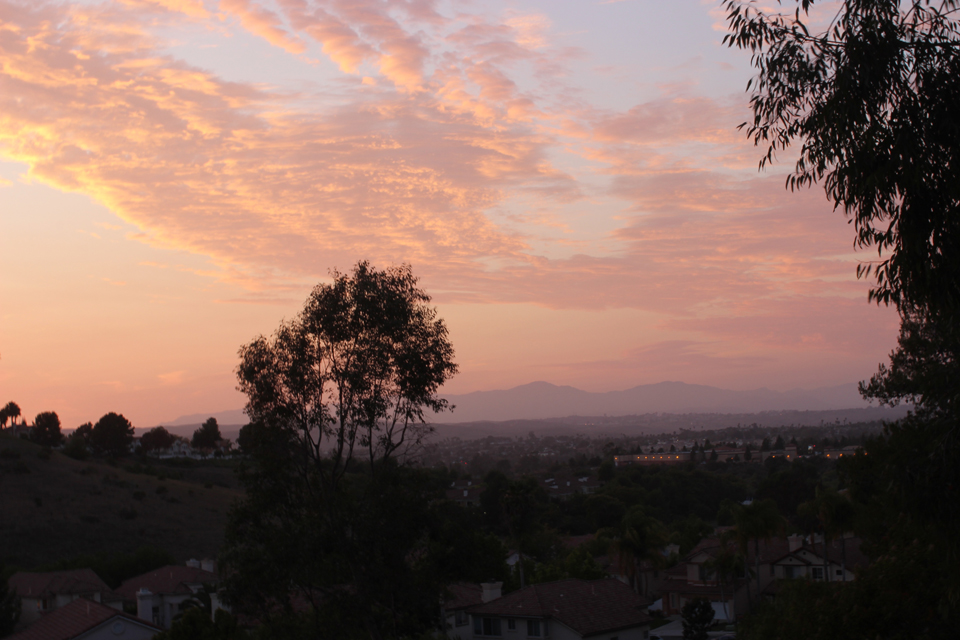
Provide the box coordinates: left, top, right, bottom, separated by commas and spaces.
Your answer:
220, 0, 307, 54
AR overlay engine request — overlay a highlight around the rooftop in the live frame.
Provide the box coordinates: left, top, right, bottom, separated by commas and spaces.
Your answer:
468, 578, 651, 636
8, 569, 109, 599
116, 565, 218, 601
7, 597, 159, 640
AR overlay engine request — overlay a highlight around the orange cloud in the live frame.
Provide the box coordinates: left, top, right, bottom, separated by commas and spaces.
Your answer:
220, 0, 306, 54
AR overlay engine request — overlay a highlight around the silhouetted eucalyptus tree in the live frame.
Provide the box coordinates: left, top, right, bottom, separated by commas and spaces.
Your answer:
222, 262, 458, 639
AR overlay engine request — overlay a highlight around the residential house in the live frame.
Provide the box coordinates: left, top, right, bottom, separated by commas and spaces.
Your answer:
116, 560, 221, 629
444, 583, 496, 640
8, 569, 122, 626
467, 578, 652, 640
6, 598, 159, 640
659, 533, 867, 620
605, 544, 679, 602
544, 476, 602, 499
767, 534, 867, 587
659, 536, 791, 621
447, 481, 484, 507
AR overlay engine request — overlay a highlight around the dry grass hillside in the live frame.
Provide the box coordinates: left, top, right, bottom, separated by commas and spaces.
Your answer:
0, 432, 243, 570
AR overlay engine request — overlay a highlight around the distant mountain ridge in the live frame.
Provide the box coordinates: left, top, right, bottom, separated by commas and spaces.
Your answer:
434, 380, 879, 423
163, 409, 247, 427
162, 381, 881, 426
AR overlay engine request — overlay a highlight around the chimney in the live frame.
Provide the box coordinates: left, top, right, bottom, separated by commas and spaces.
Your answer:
788, 534, 803, 552
136, 588, 153, 622
200, 558, 216, 573
480, 582, 503, 603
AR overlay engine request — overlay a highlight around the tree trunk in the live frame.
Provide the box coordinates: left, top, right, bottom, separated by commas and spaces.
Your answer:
518, 550, 526, 589
822, 526, 830, 583
754, 538, 762, 600
841, 534, 847, 582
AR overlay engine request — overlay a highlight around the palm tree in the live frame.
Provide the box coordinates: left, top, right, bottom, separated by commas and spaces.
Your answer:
605, 506, 665, 596
704, 530, 744, 623
803, 486, 857, 582
1, 402, 20, 428
501, 479, 541, 589
734, 499, 783, 606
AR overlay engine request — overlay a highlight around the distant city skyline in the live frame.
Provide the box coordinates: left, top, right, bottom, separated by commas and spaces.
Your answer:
0, 0, 897, 429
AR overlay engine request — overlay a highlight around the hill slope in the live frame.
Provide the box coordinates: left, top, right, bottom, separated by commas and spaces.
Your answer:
0, 433, 240, 569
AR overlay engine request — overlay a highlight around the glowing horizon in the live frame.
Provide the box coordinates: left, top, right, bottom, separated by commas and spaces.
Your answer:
0, 0, 897, 429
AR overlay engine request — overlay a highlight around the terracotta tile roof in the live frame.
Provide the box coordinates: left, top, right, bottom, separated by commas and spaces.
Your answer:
8, 569, 109, 599
116, 565, 218, 601
7, 597, 159, 640
468, 578, 651, 636
445, 583, 483, 611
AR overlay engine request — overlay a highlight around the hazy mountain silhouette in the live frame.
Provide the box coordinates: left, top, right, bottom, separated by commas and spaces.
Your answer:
163, 409, 247, 427
435, 381, 878, 423
162, 381, 879, 427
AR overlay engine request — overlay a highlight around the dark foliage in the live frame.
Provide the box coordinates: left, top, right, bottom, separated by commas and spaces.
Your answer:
154, 608, 247, 640
192, 418, 222, 450
0, 402, 20, 428
222, 262, 461, 639
0, 562, 20, 638
141, 426, 177, 454
724, 0, 960, 317
725, 3, 960, 633
90, 413, 135, 457
29, 412, 63, 448
681, 597, 714, 640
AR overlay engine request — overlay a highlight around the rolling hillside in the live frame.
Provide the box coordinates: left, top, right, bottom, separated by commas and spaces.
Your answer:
0, 432, 241, 570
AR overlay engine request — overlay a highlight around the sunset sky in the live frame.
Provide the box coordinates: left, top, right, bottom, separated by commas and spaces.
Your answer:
0, 0, 899, 429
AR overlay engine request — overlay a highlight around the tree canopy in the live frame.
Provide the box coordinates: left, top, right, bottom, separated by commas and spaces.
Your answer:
222, 262, 461, 639
725, 0, 960, 631
192, 418, 222, 450
236, 261, 457, 472
30, 411, 64, 448
89, 412, 135, 457
0, 402, 21, 428
724, 0, 960, 317
141, 426, 177, 454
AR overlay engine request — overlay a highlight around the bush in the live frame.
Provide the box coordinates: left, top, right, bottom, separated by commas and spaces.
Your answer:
63, 434, 89, 460
681, 598, 714, 640
132, 491, 146, 501
119, 507, 138, 520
